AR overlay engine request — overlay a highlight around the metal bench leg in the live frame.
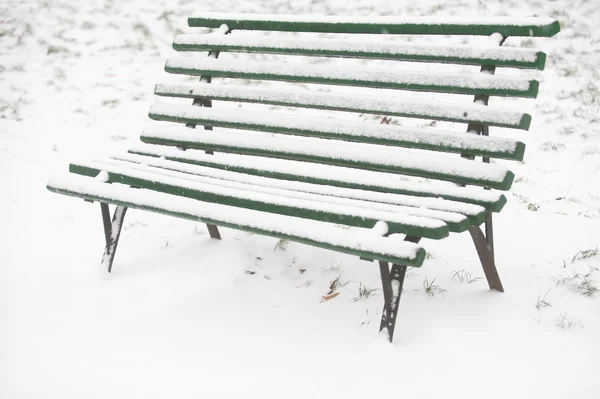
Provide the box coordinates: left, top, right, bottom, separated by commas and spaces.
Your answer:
484, 213, 495, 261
100, 203, 112, 246
185, 28, 230, 241
99, 203, 128, 273
378, 235, 420, 342
378, 261, 407, 342
206, 223, 221, 239
468, 222, 504, 292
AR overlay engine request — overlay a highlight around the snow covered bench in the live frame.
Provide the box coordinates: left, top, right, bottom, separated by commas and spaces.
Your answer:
47, 13, 560, 342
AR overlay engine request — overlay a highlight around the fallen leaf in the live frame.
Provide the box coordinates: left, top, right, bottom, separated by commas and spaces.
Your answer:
321, 292, 340, 302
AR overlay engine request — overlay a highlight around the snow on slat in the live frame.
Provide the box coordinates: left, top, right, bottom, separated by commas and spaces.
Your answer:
173, 34, 546, 69
188, 13, 561, 37
46, 174, 426, 266
127, 144, 506, 210
81, 158, 472, 227
154, 83, 531, 129
149, 102, 525, 160
73, 158, 470, 233
164, 57, 539, 98
59, 162, 450, 238
108, 153, 487, 219
139, 125, 514, 190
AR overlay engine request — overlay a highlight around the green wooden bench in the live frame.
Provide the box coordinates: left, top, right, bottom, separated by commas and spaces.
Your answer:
47, 13, 560, 341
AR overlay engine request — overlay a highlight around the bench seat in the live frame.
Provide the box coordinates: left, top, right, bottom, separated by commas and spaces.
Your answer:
127, 144, 508, 211
48, 173, 426, 266
88, 152, 491, 220
67, 158, 457, 238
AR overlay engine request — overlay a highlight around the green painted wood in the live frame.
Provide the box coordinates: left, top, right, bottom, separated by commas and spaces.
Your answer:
148, 107, 525, 161
47, 181, 427, 267
46, 12, 558, 271
138, 134, 515, 190
173, 37, 547, 70
187, 15, 561, 37
165, 62, 539, 98
127, 147, 507, 212
69, 163, 474, 233
68, 163, 457, 237
112, 154, 489, 226
154, 84, 532, 130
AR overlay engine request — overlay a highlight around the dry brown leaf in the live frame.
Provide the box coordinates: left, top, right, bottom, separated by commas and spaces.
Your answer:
321, 292, 340, 302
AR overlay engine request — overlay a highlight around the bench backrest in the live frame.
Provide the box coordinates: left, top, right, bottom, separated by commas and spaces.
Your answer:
141, 13, 560, 200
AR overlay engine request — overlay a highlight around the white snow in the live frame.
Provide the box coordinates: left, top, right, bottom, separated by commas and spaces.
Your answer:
2, 2, 599, 399
77, 157, 470, 226
165, 57, 535, 94
154, 82, 529, 128
197, 24, 229, 84
107, 152, 489, 217
148, 102, 523, 156
128, 143, 507, 207
189, 12, 557, 29
64, 159, 452, 233
173, 34, 542, 65
370, 221, 389, 236
47, 173, 425, 262
94, 170, 110, 182
140, 124, 513, 187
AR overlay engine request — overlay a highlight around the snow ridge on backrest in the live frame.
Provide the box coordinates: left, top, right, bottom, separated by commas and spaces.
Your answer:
148, 12, 560, 192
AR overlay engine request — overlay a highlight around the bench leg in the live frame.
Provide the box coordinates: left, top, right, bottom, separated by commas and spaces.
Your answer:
206, 224, 221, 239
378, 235, 420, 342
100, 202, 112, 246
468, 222, 504, 292
484, 213, 495, 261
378, 261, 407, 342
99, 203, 128, 273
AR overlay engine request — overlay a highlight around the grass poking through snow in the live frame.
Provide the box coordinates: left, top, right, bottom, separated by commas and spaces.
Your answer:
273, 238, 289, 251
555, 271, 599, 298
353, 282, 379, 302
554, 311, 581, 329
450, 269, 482, 284
536, 289, 552, 310
422, 277, 446, 298
327, 274, 348, 295
569, 247, 599, 263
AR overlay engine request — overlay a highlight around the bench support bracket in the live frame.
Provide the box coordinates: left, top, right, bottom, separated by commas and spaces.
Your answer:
459, 34, 504, 286
378, 235, 421, 342
468, 224, 503, 292
184, 26, 231, 241
100, 203, 128, 273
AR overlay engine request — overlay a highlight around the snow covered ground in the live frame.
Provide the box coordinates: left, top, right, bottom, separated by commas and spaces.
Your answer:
1, 0, 599, 398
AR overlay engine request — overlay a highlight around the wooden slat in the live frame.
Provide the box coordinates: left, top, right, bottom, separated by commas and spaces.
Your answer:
68, 159, 465, 236
138, 126, 515, 190
127, 144, 507, 211
173, 34, 547, 70
187, 13, 561, 37
165, 57, 539, 98
47, 174, 427, 266
148, 103, 525, 161
154, 83, 532, 130
105, 152, 488, 224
